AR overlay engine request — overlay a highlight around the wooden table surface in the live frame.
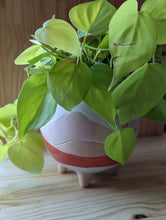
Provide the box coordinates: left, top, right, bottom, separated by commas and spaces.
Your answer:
1, 135, 166, 220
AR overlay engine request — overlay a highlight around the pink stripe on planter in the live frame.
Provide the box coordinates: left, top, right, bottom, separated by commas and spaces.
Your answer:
43, 137, 118, 168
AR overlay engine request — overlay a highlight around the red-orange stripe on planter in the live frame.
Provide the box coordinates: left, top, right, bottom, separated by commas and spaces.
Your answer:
43, 137, 118, 168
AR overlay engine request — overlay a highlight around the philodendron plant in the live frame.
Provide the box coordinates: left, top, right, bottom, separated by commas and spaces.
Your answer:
1, 0, 166, 174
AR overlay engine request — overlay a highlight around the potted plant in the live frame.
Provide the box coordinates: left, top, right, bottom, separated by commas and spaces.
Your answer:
0, 0, 166, 187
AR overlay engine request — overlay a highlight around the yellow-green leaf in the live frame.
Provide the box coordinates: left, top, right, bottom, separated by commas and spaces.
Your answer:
84, 63, 116, 129
145, 98, 166, 123
17, 73, 57, 138
109, 0, 157, 86
35, 17, 80, 57
112, 63, 166, 124
0, 103, 16, 127
23, 133, 44, 148
142, 0, 166, 44
48, 61, 91, 111
69, 0, 116, 35
104, 127, 136, 165
15, 45, 43, 65
8, 141, 44, 174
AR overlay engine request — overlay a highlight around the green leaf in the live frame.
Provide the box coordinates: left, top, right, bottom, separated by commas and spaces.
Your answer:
97, 34, 109, 59
69, 0, 116, 35
104, 127, 136, 165
84, 87, 116, 129
84, 63, 116, 129
27, 53, 51, 66
77, 29, 89, 39
112, 63, 166, 124
0, 126, 15, 143
17, 73, 57, 138
48, 61, 91, 111
25, 66, 48, 76
15, 45, 43, 65
109, 0, 157, 86
23, 133, 44, 148
145, 98, 166, 123
98, 34, 108, 50
86, 37, 101, 48
0, 144, 9, 162
0, 103, 16, 127
91, 63, 113, 90
8, 140, 44, 174
24, 56, 54, 76
35, 17, 80, 57
141, 0, 166, 44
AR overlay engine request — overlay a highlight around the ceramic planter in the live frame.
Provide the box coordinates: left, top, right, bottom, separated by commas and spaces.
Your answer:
41, 102, 139, 188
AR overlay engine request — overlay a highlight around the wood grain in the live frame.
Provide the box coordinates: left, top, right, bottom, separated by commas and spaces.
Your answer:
138, 118, 165, 137
0, 0, 65, 106
0, 135, 166, 219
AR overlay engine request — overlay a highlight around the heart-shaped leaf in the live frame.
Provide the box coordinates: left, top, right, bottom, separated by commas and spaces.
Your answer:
90, 63, 113, 90
0, 103, 16, 127
48, 61, 91, 111
17, 73, 57, 138
141, 0, 166, 44
84, 63, 116, 129
35, 17, 80, 57
112, 63, 166, 124
8, 138, 44, 174
145, 98, 166, 123
15, 45, 43, 65
109, 0, 157, 86
84, 87, 116, 129
23, 133, 44, 148
69, 0, 116, 35
104, 127, 136, 165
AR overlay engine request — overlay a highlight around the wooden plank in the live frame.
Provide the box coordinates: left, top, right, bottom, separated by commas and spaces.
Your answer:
0, 135, 166, 219
138, 118, 165, 137
0, 0, 60, 106
148, 217, 166, 220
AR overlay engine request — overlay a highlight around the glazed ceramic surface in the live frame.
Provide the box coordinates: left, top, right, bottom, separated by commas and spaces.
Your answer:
41, 102, 118, 173
41, 102, 139, 187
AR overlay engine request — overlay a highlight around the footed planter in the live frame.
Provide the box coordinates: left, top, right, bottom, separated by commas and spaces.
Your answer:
41, 102, 139, 188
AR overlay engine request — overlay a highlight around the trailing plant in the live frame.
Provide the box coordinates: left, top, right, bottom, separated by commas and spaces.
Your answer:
0, 0, 166, 174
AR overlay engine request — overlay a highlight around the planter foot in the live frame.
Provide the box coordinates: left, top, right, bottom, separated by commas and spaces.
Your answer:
76, 171, 92, 188
57, 163, 68, 174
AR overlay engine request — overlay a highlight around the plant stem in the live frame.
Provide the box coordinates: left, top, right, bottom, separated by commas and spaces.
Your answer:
0, 125, 13, 139
41, 45, 67, 60
92, 50, 102, 63
80, 32, 88, 63
82, 49, 89, 63
85, 44, 109, 52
